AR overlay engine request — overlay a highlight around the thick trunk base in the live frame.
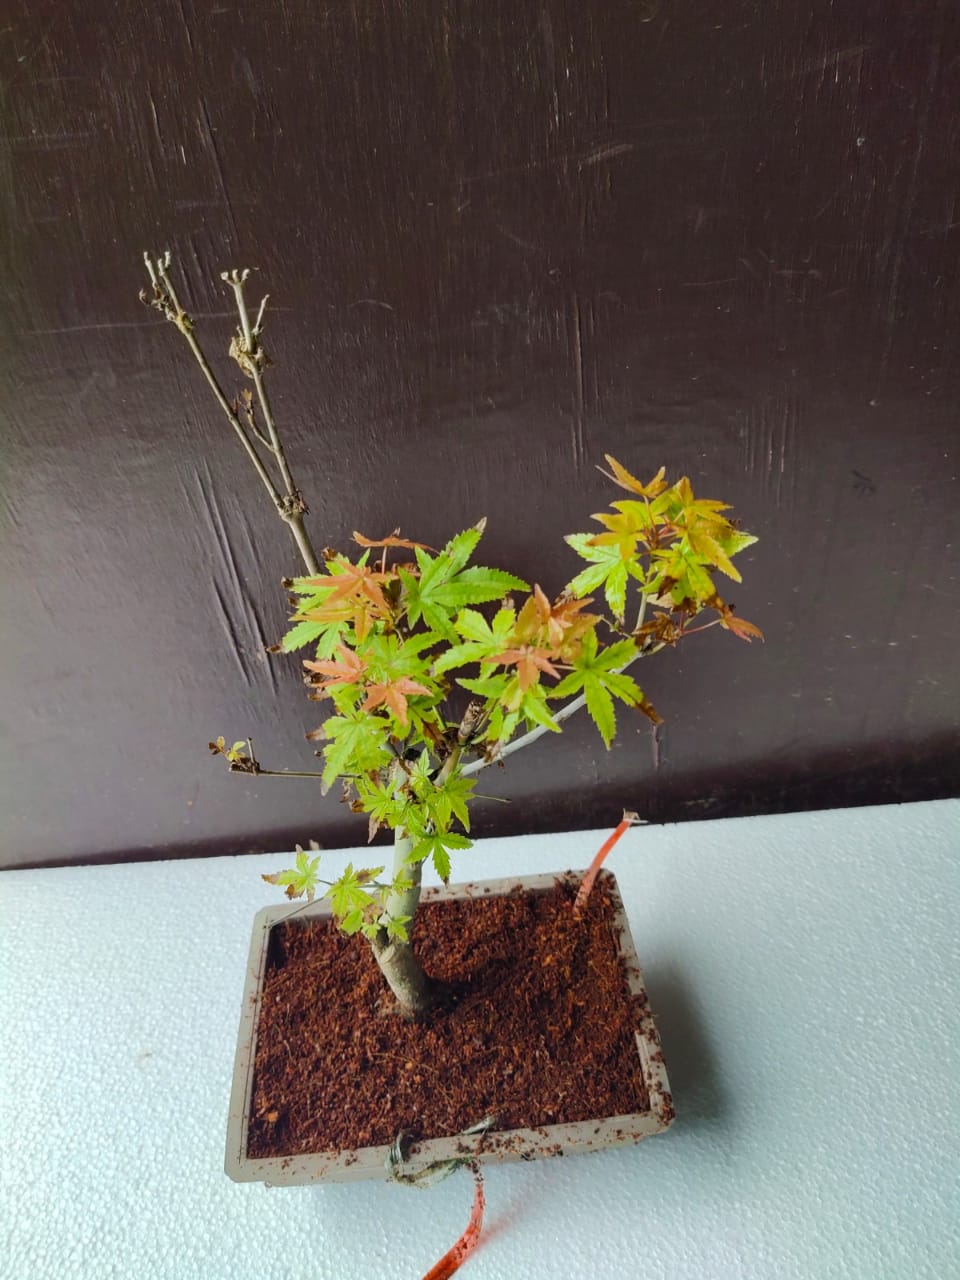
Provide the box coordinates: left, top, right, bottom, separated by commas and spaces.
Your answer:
372, 936, 439, 1019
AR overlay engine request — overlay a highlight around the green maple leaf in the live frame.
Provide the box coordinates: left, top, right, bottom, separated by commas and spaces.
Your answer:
402, 528, 528, 638
550, 631, 644, 748
328, 862, 384, 933
383, 914, 411, 943
440, 523, 486, 576
317, 711, 392, 792
433, 607, 516, 675
261, 846, 321, 901
408, 829, 473, 884
279, 618, 330, 653
409, 765, 476, 832
517, 683, 561, 733
354, 774, 409, 834
564, 534, 645, 620
480, 702, 520, 747
456, 673, 510, 699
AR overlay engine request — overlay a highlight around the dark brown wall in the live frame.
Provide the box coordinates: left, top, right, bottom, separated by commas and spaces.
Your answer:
3, 2, 958, 869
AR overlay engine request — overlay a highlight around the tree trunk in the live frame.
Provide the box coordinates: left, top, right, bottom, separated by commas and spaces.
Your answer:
370, 831, 439, 1018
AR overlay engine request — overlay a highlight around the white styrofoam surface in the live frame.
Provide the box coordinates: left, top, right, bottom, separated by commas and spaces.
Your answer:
1, 800, 957, 1280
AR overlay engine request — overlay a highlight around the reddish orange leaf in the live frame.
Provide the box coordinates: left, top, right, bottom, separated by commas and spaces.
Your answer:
513, 586, 598, 656
488, 644, 560, 691
719, 611, 764, 643
296, 592, 391, 643
303, 644, 367, 688
295, 600, 356, 625
422, 1166, 485, 1280
319, 559, 394, 612
362, 676, 434, 727
353, 529, 436, 552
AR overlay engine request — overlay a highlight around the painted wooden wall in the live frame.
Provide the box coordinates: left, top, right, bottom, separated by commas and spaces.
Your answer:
4, 2, 958, 868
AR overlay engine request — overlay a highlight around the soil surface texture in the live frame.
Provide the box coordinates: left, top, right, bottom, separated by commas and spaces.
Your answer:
248, 876, 650, 1158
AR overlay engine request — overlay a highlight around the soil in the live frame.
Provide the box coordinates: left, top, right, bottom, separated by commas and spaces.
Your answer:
247, 875, 651, 1158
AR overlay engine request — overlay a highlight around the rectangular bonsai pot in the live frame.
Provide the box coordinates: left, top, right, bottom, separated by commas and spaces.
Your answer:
225, 869, 673, 1184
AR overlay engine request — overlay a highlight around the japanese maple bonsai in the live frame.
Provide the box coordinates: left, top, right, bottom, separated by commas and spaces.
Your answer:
141, 253, 761, 1022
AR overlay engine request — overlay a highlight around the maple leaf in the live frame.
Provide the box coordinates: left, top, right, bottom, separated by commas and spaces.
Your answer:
289, 555, 399, 644
564, 533, 647, 619
407, 828, 473, 884
712, 598, 765, 643
488, 644, 561, 692
664, 475, 730, 516
432, 606, 517, 675
279, 618, 339, 654
362, 676, 434, 727
586, 501, 654, 561
303, 644, 368, 690
261, 846, 321, 901
313, 710, 393, 792
400, 526, 528, 639
328, 862, 385, 933
598, 456, 668, 499
512, 585, 599, 657
352, 529, 436, 552
682, 509, 746, 581
550, 631, 644, 747
314, 557, 393, 612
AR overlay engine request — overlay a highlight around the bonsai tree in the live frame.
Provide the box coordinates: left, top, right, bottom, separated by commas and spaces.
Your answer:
141, 253, 761, 1019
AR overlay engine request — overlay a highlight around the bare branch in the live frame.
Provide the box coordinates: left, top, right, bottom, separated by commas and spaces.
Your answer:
461, 643, 666, 778
220, 270, 304, 511
142, 252, 320, 575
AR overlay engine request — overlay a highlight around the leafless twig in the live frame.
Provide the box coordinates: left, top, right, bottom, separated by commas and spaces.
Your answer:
141, 252, 320, 575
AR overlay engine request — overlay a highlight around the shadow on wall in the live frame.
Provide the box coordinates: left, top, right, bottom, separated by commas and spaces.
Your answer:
485, 728, 960, 836
19, 729, 958, 870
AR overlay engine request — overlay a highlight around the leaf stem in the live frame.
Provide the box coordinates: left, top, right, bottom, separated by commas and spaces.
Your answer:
241, 767, 328, 779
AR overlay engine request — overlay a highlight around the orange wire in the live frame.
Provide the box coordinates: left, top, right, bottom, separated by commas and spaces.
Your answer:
572, 811, 640, 917
421, 1166, 485, 1280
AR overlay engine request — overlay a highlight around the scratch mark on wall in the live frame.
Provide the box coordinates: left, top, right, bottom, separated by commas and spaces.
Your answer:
246, 607, 279, 694
651, 722, 664, 772
679, 277, 738, 289
147, 92, 164, 150
495, 225, 547, 257
915, 218, 960, 237
235, 512, 279, 696
235, 510, 259, 570
739, 394, 798, 509
177, 0, 196, 53
211, 581, 250, 686
570, 291, 586, 467
196, 462, 244, 598
4, 131, 94, 148
25, 312, 238, 336
877, 32, 941, 386
348, 298, 396, 311
796, 45, 870, 77
579, 141, 634, 169
195, 462, 262, 688
196, 98, 240, 246
236, 52, 261, 102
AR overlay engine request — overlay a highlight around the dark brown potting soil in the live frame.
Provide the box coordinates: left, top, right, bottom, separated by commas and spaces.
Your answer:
247, 876, 650, 1158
